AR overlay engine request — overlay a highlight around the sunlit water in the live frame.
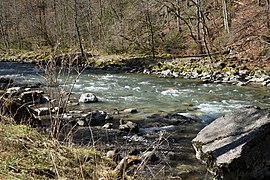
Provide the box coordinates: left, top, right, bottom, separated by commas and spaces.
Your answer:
1, 62, 270, 123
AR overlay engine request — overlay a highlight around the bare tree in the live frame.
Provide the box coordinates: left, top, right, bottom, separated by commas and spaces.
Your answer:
196, 0, 204, 54
0, 1, 10, 50
143, 0, 156, 58
222, 0, 230, 34
74, 0, 85, 60
267, 0, 270, 31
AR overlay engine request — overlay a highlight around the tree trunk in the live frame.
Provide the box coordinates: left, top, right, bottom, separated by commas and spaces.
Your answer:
144, 1, 155, 58
0, 1, 9, 50
222, 0, 230, 34
267, 0, 270, 31
74, 0, 85, 60
176, 0, 181, 33
196, 0, 203, 54
13, 0, 22, 48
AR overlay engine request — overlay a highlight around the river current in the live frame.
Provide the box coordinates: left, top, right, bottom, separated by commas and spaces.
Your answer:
1, 62, 270, 123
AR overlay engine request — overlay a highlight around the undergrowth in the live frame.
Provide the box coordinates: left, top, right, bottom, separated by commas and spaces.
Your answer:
0, 124, 116, 179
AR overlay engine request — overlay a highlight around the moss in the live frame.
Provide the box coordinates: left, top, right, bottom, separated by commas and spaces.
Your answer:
94, 60, 104, 67
194, 67, 203, 74
222, 67, 229, 72
230, 68, 238, 75
161, 64, 169, 71
239, 69, 249, 75
152, 65, 160, 70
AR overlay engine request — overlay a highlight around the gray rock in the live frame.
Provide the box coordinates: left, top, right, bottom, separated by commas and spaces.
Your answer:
262, 79, 270, 86
106, 149, 121, 162
236, 81, 248, 86
20, 90, 45, 103
166, 151, 176, 161
141, 151, 158, 162
77, 120, 86, 126
123, 108, 138, 114
79, 93, 98, 103
192, 107, 270, 179
33, 107, 50, 116
6, 87, 22, 95
81, 110, 107, 126
123, 134, 147, 142
102, 123, 113, 129
51, 106, 63, 114
119, 120, 139, 133
69, 110, 83, 114
32, 106, 63, 117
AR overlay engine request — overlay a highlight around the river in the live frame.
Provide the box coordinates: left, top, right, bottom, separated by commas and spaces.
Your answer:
1, 61, 270, 179
1, 62, 270, 122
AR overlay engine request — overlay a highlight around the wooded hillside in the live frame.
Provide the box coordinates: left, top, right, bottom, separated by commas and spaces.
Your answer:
0, 0, 269, 59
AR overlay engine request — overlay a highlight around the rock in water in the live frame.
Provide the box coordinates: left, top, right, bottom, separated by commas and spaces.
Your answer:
79, 93, 98, 103
192, 107, 270, 179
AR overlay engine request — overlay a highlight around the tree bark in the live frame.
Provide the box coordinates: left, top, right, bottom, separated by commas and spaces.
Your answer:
267, 0, 270, 31
74, 0, 85, 60
196, 0, 203, 54
0, 1, 9, 50
222, 0, 230, 34
176, 0, 182, 33
144, 1, 155, 58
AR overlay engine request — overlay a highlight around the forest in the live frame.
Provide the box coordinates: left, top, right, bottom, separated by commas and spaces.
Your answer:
0, 0, 270, 59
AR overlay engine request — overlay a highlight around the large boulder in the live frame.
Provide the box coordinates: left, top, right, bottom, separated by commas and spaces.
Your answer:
79, 93, 98, 103
192, 107, 270, 179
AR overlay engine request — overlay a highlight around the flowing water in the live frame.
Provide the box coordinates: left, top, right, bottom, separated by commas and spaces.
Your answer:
1, 62, 270, 179
1, 62, 270, 122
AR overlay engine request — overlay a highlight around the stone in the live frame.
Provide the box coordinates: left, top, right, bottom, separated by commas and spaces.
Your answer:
119, 120, 139, 133
79, 93, 98, 103
122, 108, 138, 114
77, 120, 85, 126
32, 107, 50, 116
51, 106, 63, 114
102, 123, 113, 129
141, 151, 159, 162
20, 90, 45, 103
236, 81, 248, 86
114, 156, 141, 178
81, 110, 107, 126
6, 87, 22, 95
166, 151, 176, 161
192, 107, 270, 179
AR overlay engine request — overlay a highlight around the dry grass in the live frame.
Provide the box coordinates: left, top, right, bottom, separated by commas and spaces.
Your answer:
0, 124, 116, 180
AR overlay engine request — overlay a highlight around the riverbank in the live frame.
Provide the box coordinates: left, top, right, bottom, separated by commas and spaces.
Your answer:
1, 50, 270, 88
